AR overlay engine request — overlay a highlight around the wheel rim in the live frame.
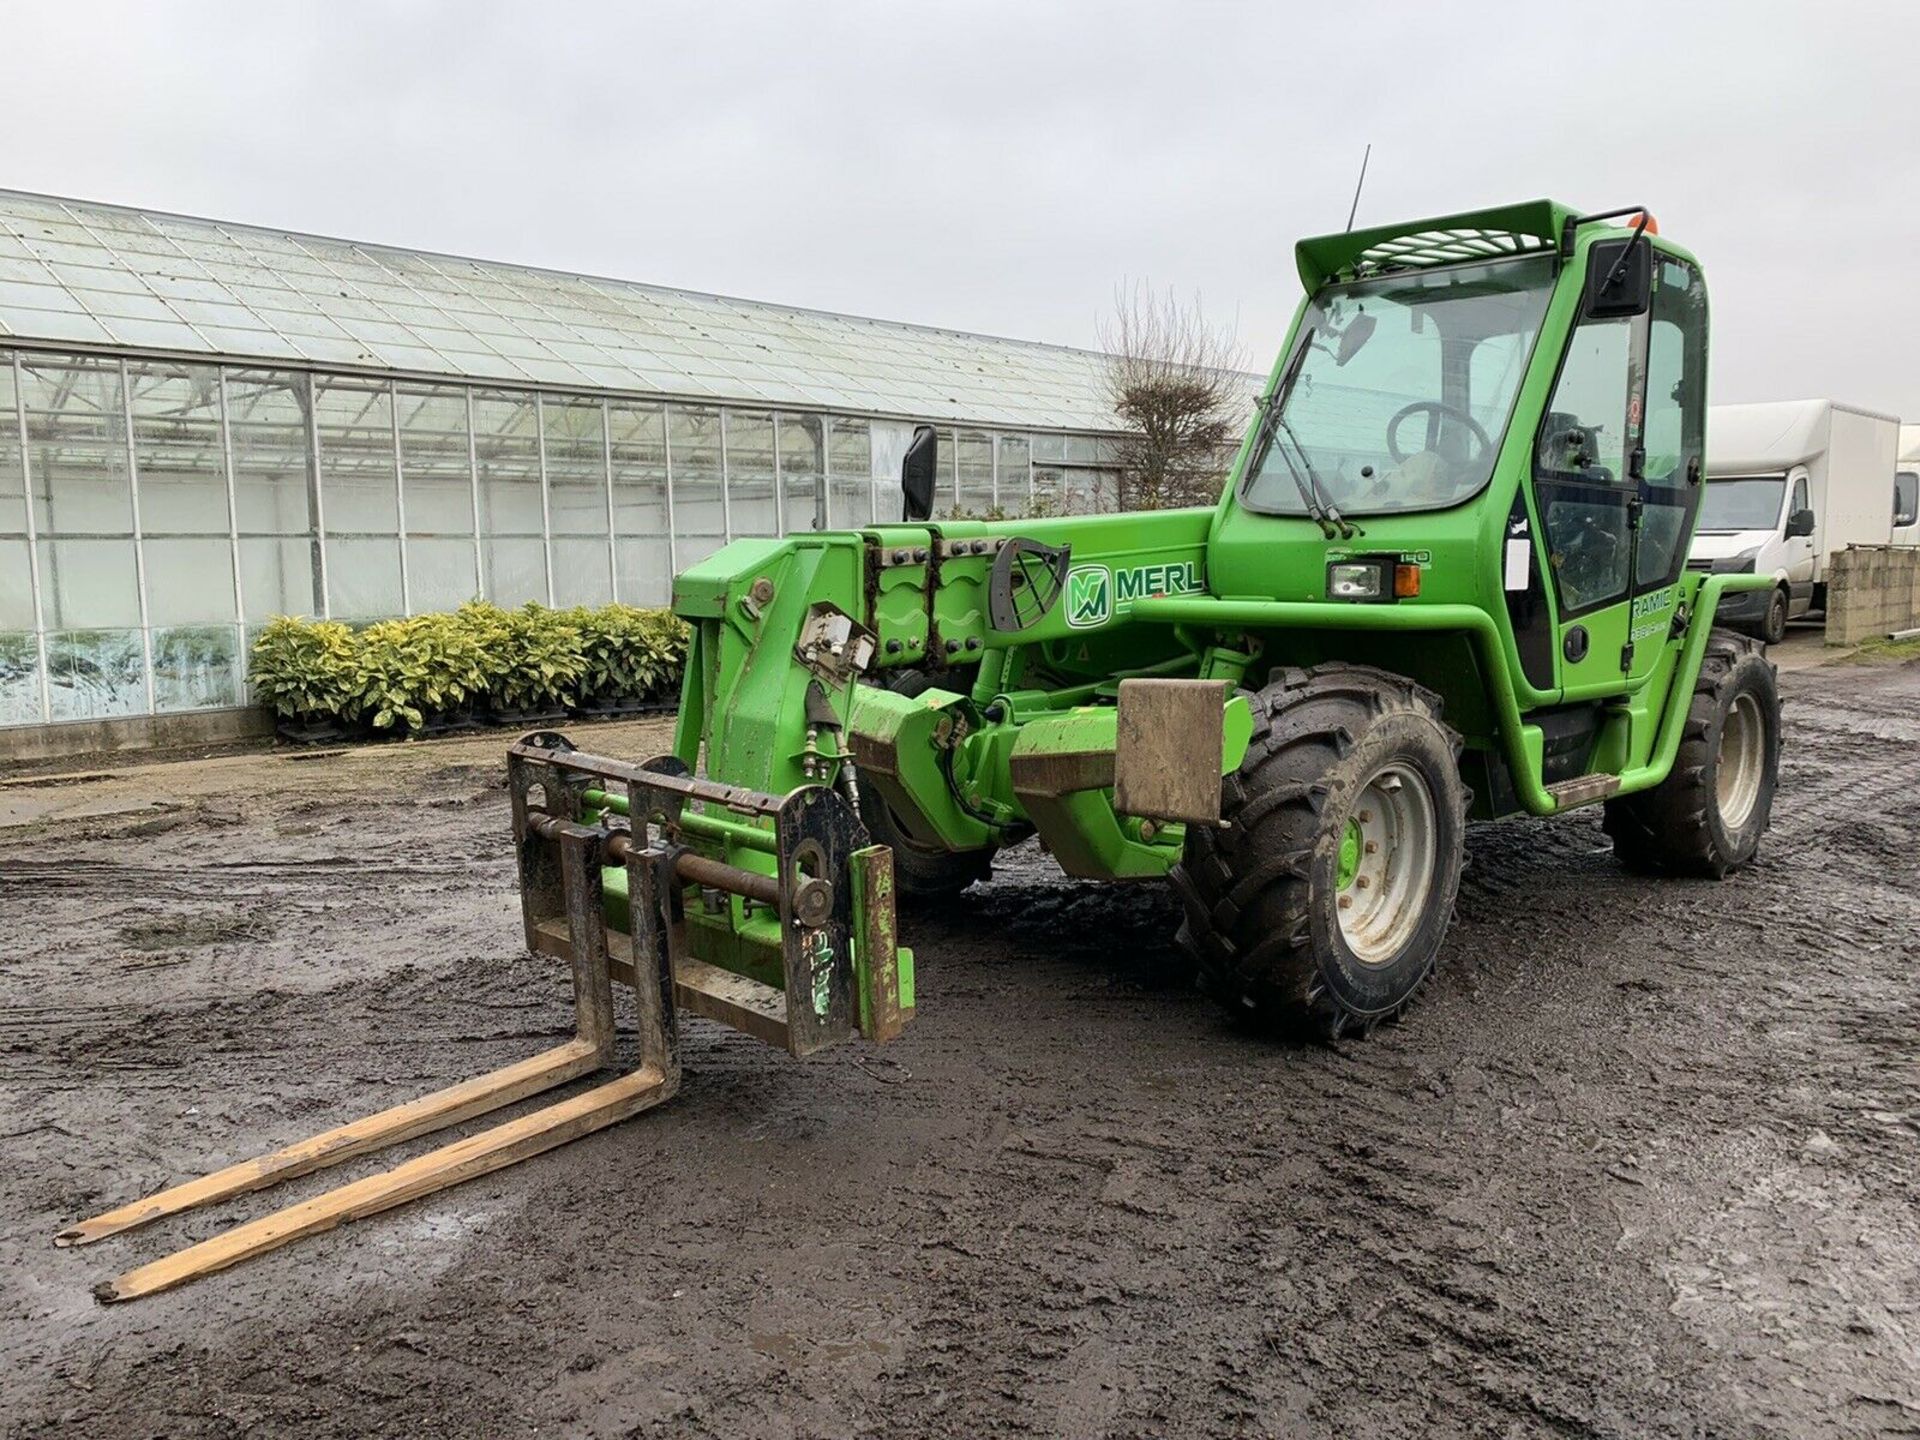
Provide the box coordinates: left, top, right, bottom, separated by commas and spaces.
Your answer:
1335, 762, 1439, 966
1717, 692, 1765, 831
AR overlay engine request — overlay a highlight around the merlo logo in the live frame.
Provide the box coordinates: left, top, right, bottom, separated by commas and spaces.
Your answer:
1066, 565, 1113, 628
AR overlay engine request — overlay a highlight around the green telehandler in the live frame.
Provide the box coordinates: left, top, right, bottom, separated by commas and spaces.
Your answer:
62, 199, 1780, 1299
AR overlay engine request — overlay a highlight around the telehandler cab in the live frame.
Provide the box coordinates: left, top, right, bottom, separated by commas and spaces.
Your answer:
61, 200, 1780, 1299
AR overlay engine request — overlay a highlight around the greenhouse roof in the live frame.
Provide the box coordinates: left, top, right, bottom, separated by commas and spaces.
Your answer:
0, 190, 1259, 433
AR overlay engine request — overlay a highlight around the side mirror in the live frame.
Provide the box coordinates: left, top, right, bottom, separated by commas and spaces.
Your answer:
1584, 235, 1652, 319
1784, 508, 1815, 539
900, 424, 938, 522
1334, 310, 1377, 366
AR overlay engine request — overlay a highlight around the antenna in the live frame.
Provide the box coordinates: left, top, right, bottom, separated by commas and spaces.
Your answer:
1344, 144, 1372, 232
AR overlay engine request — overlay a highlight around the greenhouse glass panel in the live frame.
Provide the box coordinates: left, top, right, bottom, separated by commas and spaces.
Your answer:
35, 537, 140, 627
397, 385, 474, 534
315, 377, 398, 533
0, 537, 31, 628
21, 354, 132, 535
667, 406, 723, 538
130, 362, 231, 537
239, 536, 316, 621
726, 409, 777, 538
777, 414, 823, 534
482, 535, 547, 606
0, 631, 39, 726
404, 536, 478, 612
151, 623, 242, 712
551, 536, 613, 607
324, 534, 403, 618
45, 628, 146, 720
544, 397, 610, 537
827, 417, 872, 528
615, 536, 670, 606
228, 370, 314, 538
473, 391, 544, 536
997, 435, 1031, 508
957, 432, 994, 516
142, 536, 237, 625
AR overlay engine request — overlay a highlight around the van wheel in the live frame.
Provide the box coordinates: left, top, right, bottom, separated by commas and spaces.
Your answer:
1171, 665, 1468, 1040
1603, 631, 1778, 878
1759, 586, 1789, 645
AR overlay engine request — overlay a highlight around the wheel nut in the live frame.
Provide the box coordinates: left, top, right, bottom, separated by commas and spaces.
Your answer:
1358, 809, 1372, 822
1338, 895, 1353, 909
1364, 841, 1378, 855
1355, 876, 1371, 890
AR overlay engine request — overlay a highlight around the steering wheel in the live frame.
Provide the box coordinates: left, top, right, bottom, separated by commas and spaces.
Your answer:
1386, 400, 1492, 466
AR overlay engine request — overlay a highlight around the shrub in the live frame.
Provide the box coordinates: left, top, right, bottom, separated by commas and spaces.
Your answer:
570, 604, 690, 703
355, 612, 490, 734
248, 617, 361, 722
460, 600, 587, 716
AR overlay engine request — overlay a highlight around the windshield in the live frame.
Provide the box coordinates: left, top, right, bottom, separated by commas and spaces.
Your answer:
1698, 475, 1785, 531
1241, 256, 1555, 517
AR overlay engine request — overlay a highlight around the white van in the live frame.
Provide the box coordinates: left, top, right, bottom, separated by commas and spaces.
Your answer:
1690, 400, 1901, 641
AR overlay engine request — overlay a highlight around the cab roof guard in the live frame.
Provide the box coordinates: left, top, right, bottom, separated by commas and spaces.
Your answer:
1293, 199, 1646, 290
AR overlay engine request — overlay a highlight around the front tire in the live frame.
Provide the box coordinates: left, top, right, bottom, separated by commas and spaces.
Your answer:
1172, 665, 1468, 1039
1603, 630, 1778, 878
1758, 586, 1789, 645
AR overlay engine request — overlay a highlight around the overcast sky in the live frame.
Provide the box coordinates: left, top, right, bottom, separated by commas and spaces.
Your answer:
5, 2, 1918, 416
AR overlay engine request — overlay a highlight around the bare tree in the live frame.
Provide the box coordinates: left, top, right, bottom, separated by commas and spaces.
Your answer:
1099, 283, 1247, 511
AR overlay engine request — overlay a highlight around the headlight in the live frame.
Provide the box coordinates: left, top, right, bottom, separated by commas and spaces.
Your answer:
1711, 547, 1760, 575
1328, 561, 1387, 600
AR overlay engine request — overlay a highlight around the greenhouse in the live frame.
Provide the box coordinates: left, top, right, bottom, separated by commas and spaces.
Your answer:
0, 190, 1169, 737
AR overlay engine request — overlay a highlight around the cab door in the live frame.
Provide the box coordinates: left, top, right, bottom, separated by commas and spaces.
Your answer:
1623, 254, 1708, 677
1530, 269, 1643, 693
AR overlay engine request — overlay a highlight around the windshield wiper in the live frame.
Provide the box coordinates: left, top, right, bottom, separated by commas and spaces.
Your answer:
1275, 414, 1361, 540
1252, 331, 1343, 539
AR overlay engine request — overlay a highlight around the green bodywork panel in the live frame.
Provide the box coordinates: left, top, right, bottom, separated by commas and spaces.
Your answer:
654, 199, 1768, 982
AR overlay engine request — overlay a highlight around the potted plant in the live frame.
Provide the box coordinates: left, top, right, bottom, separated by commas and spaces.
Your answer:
569, 604, 687, 716
248, 618, 362, 743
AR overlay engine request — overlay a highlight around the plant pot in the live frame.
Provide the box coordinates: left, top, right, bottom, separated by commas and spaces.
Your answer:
486, 703, 570, 729
568, 695, 665, 720
275, 713, 353, 745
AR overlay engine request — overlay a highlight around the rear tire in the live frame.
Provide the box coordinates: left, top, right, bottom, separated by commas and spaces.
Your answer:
855, 669, 996, 897
1171, 665, 1468, 1039
1758, 586, 1789, 645
1603, 630, 1778, 878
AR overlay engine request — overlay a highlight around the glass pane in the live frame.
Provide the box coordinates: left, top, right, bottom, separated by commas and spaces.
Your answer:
406, 535, 478, 611
143, 535, 238, 624
474, 390, 543, 535
0, 536, 32, 628
726, 410, 776, 538
36, 537, 140, 627
545, 398, 609, 537
130, 361, 229, 534
552, 536, 613, 607
667, 406, 723, 536
996, 435, 1031, 509
615, 535, 671, 607
1539, 318, 1632, 481
483, 536, 547, 606
0, 361, 25, 534
622, 403, 675, 545
325, 534, 403, 618
957, 432, 994, 516
239, 535, 318, 620
777, 413, 823, 535
828, 417, 872, 528
21, 355, 132, 535
229, 370, 315, 535
398, 385, 474, 534
0, 630, 40, 726
151, 623, 241, 711
1637, 258, 1707, 587
46, 628, 146, 720
316, 377, 398, 531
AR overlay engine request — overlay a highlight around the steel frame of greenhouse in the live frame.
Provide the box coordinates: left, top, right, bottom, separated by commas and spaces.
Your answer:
2, 190, 1235, 741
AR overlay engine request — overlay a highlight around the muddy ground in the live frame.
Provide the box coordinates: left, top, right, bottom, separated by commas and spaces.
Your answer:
2, 639, 1917, 1439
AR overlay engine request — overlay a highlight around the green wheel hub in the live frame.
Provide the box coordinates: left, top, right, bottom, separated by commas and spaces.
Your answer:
1336, 818, 1363, 890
